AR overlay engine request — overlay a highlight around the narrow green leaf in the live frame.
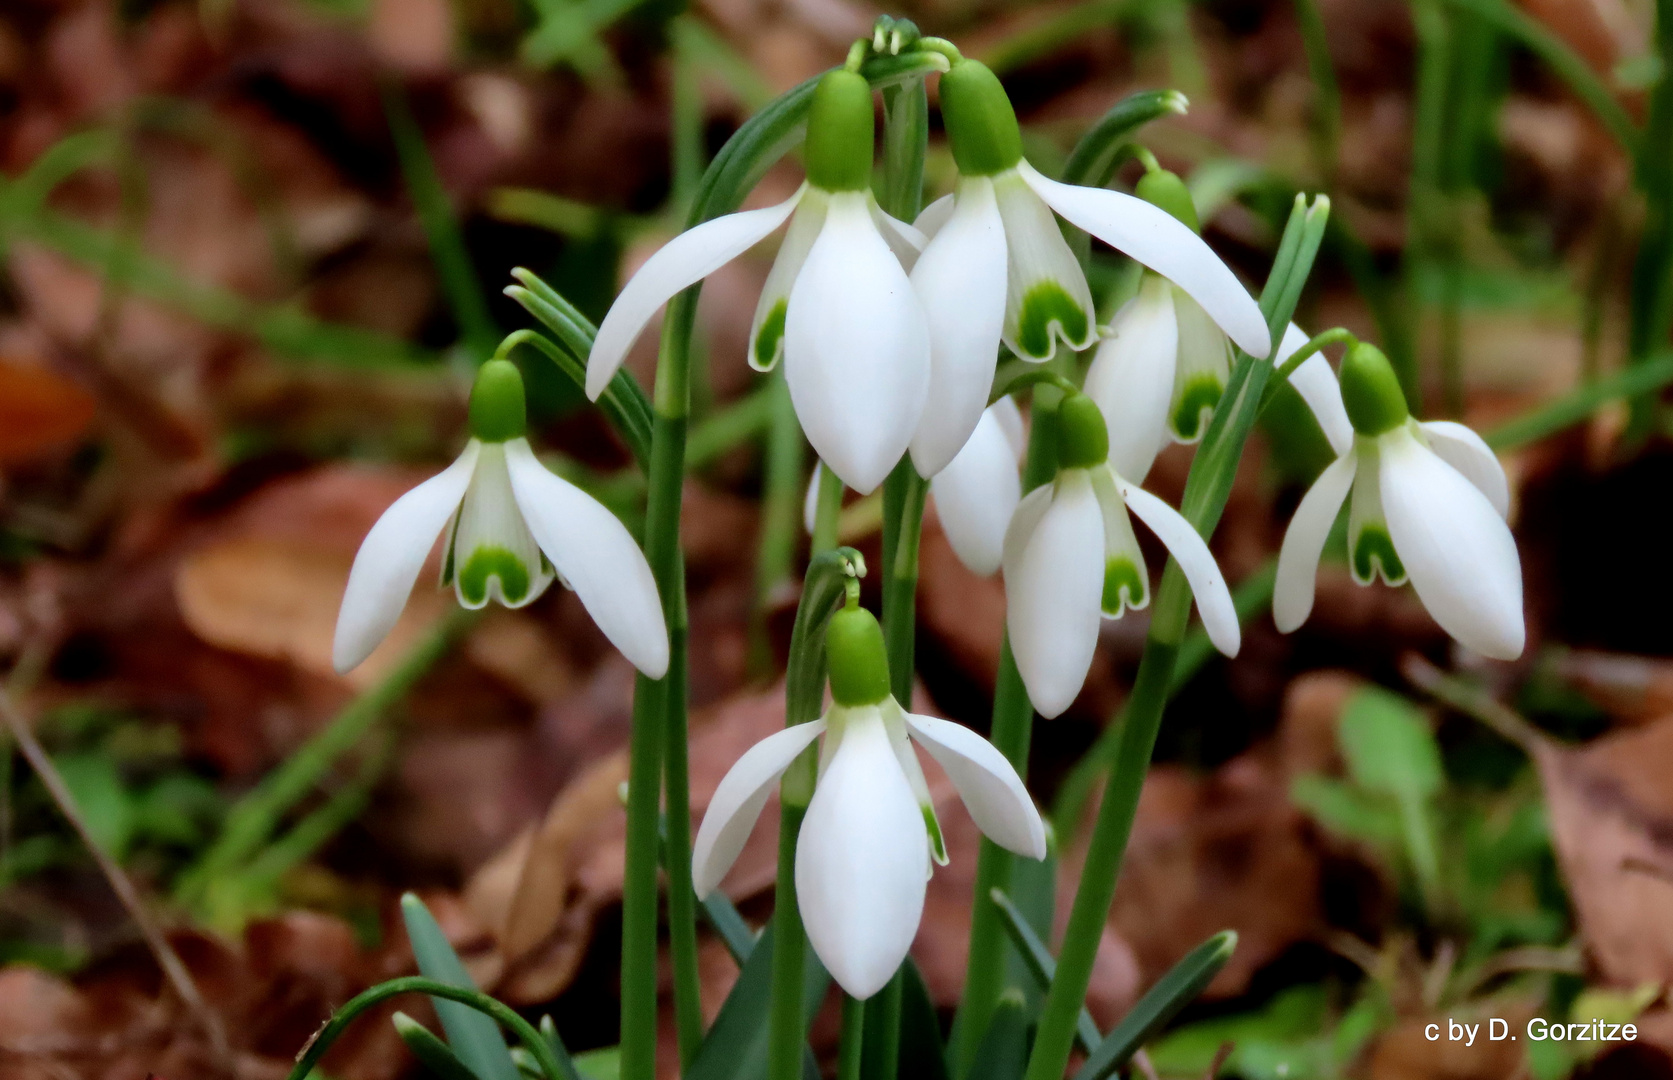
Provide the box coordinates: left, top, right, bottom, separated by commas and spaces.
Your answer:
990, 888, 1100, 1053
395, 1012, 484, 1080
1071, 932, 1238, 1080
897, 960, 951, 1080
401, 894, 522, 1080
966, 990, 1030, 1080
1338, 688, 1443, 800
685, 922, 828, 1080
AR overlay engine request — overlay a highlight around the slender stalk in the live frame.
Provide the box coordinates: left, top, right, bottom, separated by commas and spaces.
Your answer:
767, 802, 810, 1080
752, 369, 807, 674
1023, 197, 1328, 1080
811, 464, 844, 555
1291, 0, 1341, 182
880, 465, 927, 702
664, 635, 701, 1066
949, 386, 1060, 1078
839, 993, 868, 1080
1403, 0, 1454, 411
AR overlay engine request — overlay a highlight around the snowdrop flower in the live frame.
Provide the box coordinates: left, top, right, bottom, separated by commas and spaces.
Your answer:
691, 603, 1045, 998
333, 359, 668, 677
586, 70, 929, 495
905, 60, 1270, 478
929, 397, 1025, 575
1004, 392, 1239, 718
1274, 341, 1523, 658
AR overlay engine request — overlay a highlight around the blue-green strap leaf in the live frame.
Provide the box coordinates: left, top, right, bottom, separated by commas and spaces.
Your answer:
401, 893, 523, 1080
1071, 931, 1238, 1080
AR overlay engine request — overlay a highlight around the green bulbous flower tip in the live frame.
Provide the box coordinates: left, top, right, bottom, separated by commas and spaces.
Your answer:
805, 70, 875, 192
1135, 168, 1199, 232
1055, 392, 1110, 470
825, 606, 892, 707
469, 359, 527, 442
939, 60, 1023, 177
1338, 342, 1409, 436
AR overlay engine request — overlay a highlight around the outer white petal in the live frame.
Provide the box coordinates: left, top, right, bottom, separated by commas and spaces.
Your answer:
803, 465, 824, 536
797, 711, 928, 998
1420, 420, 1510, 518
991, 395, 1026, 458
914, 194, 955, 240
1003, 471, 1105, 719
1273, 452, 1358, 633
333, 443, 479, 673
1000, 484, 1054, 578
503, 440, 670, 677
910, 178, 1009, 477
691, 719, 827, 897
749, 192, 828, 372
1116, 476, 1241, 657
1017, 161, 1270, 359
785, 193, 931, 494
588, 188, 803, 398
903, 712, 1046, 859
1379, 430, 1525, 659
1278, 324, 1353, 456
1084, 275, 1177, 484
929, 406, 1023, 576
870, 200, 928, 271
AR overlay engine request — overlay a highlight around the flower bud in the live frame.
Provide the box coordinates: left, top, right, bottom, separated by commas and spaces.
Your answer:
1135, 168, 1199, 233
826, 604, 892, 707
1054, 391, 1110, 470
805, 70, 876, 192
939, 60, 1024, 177
1338, 341, 1409, 436
469, 359, 527, 442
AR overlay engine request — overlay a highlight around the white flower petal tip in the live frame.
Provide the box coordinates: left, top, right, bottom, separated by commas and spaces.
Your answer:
797, 712, 927, 999
1003, 472, 1105, 719
1420, 420, 1511, 519
333, 443, 481, 674
929, 406, 1023, 577
1379, 433, 1525, 660
1116, 477, 1241, 657
1272, 453, 1357, 634
1085, 277, 1176, 483
503, 441, 670, 677
1278, 324, 1353, 457
691, 720, 826, 898
1017, 162, 1270, 359
908, 178, 1010, 478
904, 713, 1046, 859
589, 190, 803, 399
785, 193, 931, 495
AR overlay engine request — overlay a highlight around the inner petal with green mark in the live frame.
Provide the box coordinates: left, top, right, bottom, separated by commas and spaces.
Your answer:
1102, 555, 1148, 616
1169, 374, 1225, 442
1011, 280, 1090, 360
922, 804, 948, 865
1350, 525, 1407, 586
458, 546, 533, 605
448, 440, 554, 609
752, 298, 787, 370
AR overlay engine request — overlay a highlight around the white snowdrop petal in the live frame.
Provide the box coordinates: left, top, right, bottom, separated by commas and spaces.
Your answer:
1003, 471, 1105, 719
1169, 287, 1233, 444
691, 719, 826, 898
993, 170, 1097, 361
589, 188, 803, 398
1278, 324, 1353, 457
1273, 452, 1358, 633
904, 712, 1046, 859
448, 442, 554, 610
333, 442, 480, 674
797, 711, 928, 999
914, 194, 955, 240
785, 193, 931, 494
504, 440, 670, 677
1420, 420, 1511, 519
930, 406, 1023, 577
991, 396, 1026, 458
1084, 275, 1177, 484
1117, 478, 1241, 657
870, 200, 929, 271
1018, 161, 1270, 358
909, 177, 1010, 478
1379, 431, 1525, 659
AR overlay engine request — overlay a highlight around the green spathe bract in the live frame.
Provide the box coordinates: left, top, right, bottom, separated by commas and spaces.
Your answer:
1055, 392, 1110, 470
1016, 281, 1091, 360
805, 70, 876, 193
939, 60, 1024, 177
1339, 342, 1409, 436
1135, 169, 1199, 233
469, 359, 527, 442
826, 605, 892, 707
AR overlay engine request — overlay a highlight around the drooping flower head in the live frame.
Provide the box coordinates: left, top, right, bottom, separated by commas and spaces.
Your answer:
905, 60, 1271, 479
332, 359, 669, 677
691, 602, 1045, 998
1274, 342, 1524, 659
586, 69, 929, 495
1003, 392, 1240, 718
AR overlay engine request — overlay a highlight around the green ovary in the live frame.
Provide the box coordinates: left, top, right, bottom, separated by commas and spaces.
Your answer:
1170, 375, 1225, 442
457, 546, 532, 606
1014, 281, 1089, 359
1351, 526, 1406, 586
1102, 556, 1147, 616
753, 299, 787, 369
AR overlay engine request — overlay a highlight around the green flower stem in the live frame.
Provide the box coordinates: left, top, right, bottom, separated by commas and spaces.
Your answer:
839, 993, 868, 1080
1023, 196, 1329, 1080
1291, 0, 1341, 182
812, 464, 845, 554
752, 370, 808, 673
1257, 327, 1357, 412
949, 385, 1061, 1078
283, 977, 580, 1080
880, 464, 927, 703
767, 802, 810, 1080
